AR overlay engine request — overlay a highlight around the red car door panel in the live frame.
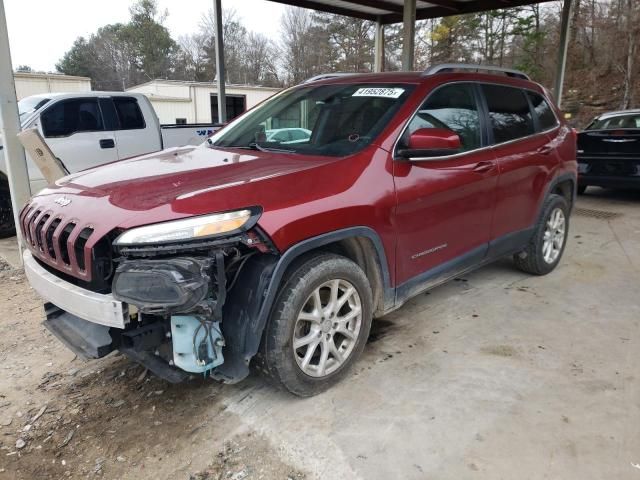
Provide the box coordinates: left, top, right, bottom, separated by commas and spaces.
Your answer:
392, 82, 498, 287
394, 151, 498, 286
480, 84, 561, 239
491, 134, 558, 239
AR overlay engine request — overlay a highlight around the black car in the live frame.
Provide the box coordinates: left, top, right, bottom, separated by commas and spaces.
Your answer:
577, 110, 640, 193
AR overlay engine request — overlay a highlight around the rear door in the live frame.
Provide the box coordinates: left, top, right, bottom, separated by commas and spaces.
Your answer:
111, 96, 162, 159
39, 97, 118, 175
481, 84, 560, 246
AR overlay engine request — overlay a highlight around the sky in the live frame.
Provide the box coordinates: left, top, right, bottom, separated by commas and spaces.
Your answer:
5, 0, 287, 72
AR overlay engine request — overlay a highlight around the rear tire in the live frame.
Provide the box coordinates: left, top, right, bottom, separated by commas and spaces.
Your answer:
577, 185, 587, 195
513, 194, 569, 275
258, 253, 373, 397
0, 180, 15, 239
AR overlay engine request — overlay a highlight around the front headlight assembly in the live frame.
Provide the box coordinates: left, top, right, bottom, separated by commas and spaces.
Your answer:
114, 208, 260, 246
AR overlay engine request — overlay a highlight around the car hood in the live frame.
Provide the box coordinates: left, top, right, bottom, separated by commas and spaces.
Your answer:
29, 144, 351, 232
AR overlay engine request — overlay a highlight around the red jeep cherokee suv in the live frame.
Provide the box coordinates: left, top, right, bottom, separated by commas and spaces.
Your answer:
20, 65, 577, 396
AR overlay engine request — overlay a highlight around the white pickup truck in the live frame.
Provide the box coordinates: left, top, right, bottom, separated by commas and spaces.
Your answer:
0, 91, 221, 237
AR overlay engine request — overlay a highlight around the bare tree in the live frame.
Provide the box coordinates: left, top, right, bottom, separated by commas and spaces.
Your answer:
198, 8, 280, 86
621, 0, 639, 108
280, 7, 330, 85
174, 34, 208, 81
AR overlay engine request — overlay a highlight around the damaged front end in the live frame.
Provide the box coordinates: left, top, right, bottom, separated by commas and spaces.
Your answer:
43, 207, 279, 384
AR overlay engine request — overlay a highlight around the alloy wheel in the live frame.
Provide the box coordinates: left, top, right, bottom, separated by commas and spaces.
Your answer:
542, 207, 565, 264
293, 279, 362, 378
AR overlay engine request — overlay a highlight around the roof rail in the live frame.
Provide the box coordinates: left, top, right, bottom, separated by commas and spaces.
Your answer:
302, 73, 356, 84
423, 63, 530, 80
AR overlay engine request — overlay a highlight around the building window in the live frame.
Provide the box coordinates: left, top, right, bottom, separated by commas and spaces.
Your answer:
210, 94, 246, 124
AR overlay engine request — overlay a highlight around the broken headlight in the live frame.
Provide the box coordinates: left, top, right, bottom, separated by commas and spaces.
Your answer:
112, 257, 211, 314
113, 208, 259, 246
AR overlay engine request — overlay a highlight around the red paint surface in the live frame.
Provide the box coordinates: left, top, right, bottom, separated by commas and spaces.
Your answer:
21, 72, 576, 285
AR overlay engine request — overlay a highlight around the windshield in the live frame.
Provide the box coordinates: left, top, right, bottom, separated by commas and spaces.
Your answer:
18, 96, 50, 122
587, 113, 640, 130
210, 83, 415, 157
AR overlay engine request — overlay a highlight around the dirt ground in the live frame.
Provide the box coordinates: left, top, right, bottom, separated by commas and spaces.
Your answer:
0, 261, 306, 479
0, 188, 639, 480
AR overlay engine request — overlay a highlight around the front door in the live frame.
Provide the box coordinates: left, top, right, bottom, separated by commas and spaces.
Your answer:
393, 83, 498, 296
38, 97, 119, 175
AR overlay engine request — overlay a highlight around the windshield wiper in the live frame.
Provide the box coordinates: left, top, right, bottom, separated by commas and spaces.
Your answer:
207, 140, 295, 153
247, 142, 295, 153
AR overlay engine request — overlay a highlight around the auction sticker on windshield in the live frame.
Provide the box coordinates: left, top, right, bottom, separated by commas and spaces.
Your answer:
352, 87, 405, 99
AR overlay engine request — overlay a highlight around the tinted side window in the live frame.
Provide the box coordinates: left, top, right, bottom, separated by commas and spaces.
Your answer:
588, 114, 640, 130
402, 83, 481, 152
113, 97, 145, 130
528, 92, 558, 131
483, 85, 534, 144
41, 99, 104, 138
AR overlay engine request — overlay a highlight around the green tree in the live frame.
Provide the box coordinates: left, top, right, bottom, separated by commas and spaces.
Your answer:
56, 0, 177, 90
313, 13, 374, 72
56, 37, 95, 79
123, 0, 178, 80
511, 6, 547, 80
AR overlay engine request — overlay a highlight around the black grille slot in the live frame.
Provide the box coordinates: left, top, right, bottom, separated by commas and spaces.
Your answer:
28, 210, 41, 246
20, 207, 33, 242
35, 214, 50, 251
45, 218, 61, 259
75, 227, 94, 271
59, 223, 76, 266
92, 235, 114, 282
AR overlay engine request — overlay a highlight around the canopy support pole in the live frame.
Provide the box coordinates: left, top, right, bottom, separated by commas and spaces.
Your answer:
401, 0, 416, 71
554, 0, 574, 108
0, 0, 29, 258
213, 0, 226, 123
374, 17, 385, 73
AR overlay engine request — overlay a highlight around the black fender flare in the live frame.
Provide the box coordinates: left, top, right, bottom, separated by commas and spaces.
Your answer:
538, 172, 577, 218
214, 226, 392, 383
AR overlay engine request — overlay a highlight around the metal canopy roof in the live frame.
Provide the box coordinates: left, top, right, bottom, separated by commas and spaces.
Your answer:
266, 0, 555, 24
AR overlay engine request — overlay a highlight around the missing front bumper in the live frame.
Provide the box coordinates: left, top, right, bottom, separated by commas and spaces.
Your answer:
43, 305, 114, 359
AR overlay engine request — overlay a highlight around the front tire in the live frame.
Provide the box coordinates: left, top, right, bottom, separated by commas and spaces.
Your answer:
0, 180, 15, 239
577, 185, 587, 195
513, 194, 569, 275
259, 253, 373, 396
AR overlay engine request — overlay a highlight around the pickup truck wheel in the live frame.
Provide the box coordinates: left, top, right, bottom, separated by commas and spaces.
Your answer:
577, 185, 587, 195
259, 253, 373, 396
513, 193, 569, 275
0, 181, 15, 239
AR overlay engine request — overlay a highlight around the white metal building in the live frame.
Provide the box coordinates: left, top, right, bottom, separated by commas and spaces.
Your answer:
126, 79, 281, 124
14, 72, 91, 100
